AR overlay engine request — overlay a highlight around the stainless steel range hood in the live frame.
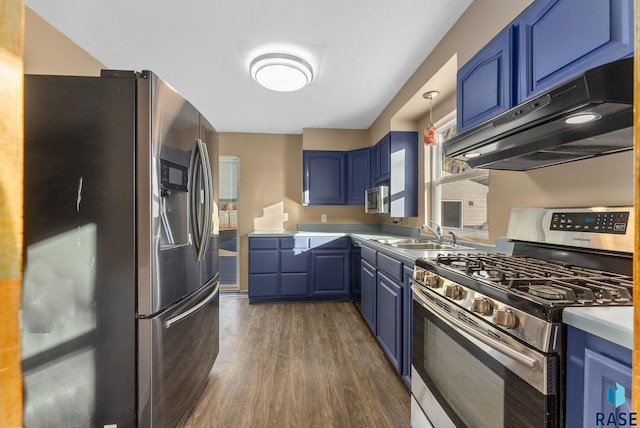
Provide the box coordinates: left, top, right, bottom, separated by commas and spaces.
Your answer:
444, 58, 633, 171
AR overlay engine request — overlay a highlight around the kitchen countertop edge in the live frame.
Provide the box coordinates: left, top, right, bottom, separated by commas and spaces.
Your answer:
248, 229, 485, 267
563, 307, 633, 350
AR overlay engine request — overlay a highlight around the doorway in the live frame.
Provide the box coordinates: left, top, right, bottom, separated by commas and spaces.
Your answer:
219, 157, 239, 290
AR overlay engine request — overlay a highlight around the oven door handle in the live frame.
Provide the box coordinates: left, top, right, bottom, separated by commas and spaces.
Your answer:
412, 285, 538, 369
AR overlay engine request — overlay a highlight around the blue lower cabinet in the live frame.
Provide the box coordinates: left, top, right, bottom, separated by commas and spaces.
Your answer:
248, 236, 352, 303
565, 325, 632, 427
360, 260, 377, 333
310, 251, 350, 296
376, 271, 403, 374
402, 265, 413, 387
248, 245, 279, 301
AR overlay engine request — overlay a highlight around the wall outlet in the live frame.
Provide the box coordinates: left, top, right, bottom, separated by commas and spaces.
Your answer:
321, 214, 327, 223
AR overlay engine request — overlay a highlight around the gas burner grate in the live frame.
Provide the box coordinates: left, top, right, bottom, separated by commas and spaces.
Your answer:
433, 253, 633, 304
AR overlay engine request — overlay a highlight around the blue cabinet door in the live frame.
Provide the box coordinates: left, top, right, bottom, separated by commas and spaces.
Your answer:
372, 134, 391, 184
360, 260, 377, 333
388, 131, 419, 217
350, 242, 362, 298
310, 251, 349, 296
371, 143, 380, 181
376, 271, 403, 374
402, 265, 414, 387
303, 151, 346, 205
378, 134, 391, 181
518, 0, 633, 102
346, 147, 371, 205
565, 326, 632, 426
457, 26, 515, 133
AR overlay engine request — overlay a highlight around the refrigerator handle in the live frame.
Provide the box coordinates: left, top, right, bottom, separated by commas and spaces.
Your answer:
188, 141, 203, 259
164, 279, 219, 329
189, 139, 213, 261
199, 139, 214, 259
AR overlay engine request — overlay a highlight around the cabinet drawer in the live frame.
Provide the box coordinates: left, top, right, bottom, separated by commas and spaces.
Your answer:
249, 238, 279, 250
248, 274, 278, 297
248, 250, 278, 274
280, 237, 309, 249
280, 250, 309, 273
361, 245, 376, 265
309, 236, 348, 249
281, 274, 308, 296
376, 252, 403, 282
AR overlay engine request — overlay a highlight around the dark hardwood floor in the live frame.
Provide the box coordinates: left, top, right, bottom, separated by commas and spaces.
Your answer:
183, 294, 411, 427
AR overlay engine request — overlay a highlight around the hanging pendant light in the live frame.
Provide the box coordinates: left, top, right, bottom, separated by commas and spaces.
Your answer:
423, 91, 439, 146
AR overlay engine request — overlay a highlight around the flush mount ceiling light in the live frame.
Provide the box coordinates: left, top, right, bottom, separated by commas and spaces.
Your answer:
564, 112, 602, 124
250, 53, 313, 92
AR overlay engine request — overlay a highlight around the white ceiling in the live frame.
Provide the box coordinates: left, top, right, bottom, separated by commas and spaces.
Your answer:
26, 0, 472, 134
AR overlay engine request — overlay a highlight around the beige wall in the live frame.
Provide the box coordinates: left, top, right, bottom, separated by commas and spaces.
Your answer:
24, 7, 104, 76
302, 128, 370, 150
488, 152, 634, 241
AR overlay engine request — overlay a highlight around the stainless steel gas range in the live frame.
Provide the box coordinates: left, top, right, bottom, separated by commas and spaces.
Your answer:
410, 207, 634, 428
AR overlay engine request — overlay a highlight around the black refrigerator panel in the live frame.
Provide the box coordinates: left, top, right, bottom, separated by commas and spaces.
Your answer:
23, 75, 137, 427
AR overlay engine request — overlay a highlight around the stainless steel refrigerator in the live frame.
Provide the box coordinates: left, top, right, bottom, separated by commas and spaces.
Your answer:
22, 70, 220, 428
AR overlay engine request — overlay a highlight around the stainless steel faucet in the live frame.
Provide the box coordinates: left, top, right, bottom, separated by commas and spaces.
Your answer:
422, 220, 443, 243
448, 230, 457, 248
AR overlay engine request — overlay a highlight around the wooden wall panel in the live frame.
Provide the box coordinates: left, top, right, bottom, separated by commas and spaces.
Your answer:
0, 1, 24, 426
634, 0, 639, 416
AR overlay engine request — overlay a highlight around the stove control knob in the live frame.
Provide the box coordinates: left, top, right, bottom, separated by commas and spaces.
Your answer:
424, 274, 442, 288
443, 284, 463, 300
493, 307, 518, 329
471, 297, 493, 315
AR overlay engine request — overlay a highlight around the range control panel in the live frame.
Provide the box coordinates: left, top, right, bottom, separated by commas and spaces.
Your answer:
550, 211, 629, 234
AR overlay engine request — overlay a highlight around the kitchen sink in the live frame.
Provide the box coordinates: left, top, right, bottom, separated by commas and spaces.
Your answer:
372, 238, 457, 250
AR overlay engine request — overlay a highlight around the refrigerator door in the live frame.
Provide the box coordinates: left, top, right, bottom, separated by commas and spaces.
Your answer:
138, 275, 220, 428
137, 71, 208, 316
200, 114, 220, 285
23, 74, 137, 427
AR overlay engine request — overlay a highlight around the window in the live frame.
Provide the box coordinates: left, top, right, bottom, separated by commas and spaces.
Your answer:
430, 117, 489, 240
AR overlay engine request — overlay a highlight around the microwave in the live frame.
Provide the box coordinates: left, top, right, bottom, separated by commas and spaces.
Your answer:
365, 186, 389, 214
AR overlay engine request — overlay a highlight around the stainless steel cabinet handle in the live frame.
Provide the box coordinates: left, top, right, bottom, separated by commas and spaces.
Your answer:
164, 280, 219, 328
412, 285, 538, 369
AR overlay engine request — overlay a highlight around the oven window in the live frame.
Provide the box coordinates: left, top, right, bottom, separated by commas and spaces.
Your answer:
425, 319, 504, 428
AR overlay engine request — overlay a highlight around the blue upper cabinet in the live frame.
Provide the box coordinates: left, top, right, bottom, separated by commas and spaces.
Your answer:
346, 147, 371, 205
456, 26, 515, 133
372, 133, 392, 184
387, 131, 419, 217
518, 0, 634, 102
303, 150, 346, 205
456, 0, 633, 134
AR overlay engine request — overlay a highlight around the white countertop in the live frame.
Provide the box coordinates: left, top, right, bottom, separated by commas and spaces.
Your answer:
563, 306, 633, 350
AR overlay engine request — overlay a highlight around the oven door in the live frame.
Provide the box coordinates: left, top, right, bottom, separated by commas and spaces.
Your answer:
411, 284, 559, 428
